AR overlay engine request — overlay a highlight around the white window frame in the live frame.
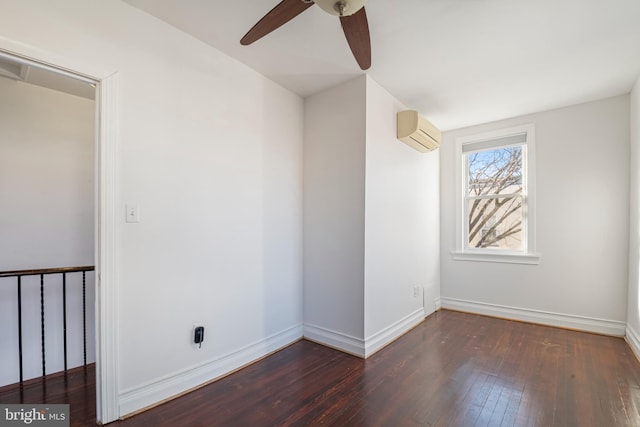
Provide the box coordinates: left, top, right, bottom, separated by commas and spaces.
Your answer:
452, 124, 540, 265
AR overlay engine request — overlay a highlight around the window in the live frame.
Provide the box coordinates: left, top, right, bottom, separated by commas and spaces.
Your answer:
453, 124, 539, 264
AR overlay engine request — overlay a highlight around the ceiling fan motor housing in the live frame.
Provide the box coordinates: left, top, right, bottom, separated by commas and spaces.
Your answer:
313, 0, 368, 17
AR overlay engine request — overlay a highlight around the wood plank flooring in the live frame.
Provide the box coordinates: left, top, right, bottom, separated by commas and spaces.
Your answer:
2, 310, 640, 426
0, 363, 95, 425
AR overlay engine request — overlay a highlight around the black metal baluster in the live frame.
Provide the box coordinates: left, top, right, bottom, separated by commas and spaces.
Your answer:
82, 271, 87, 366
63, 273, 68, 372
0, 266, 95, 384
17, 276, 23, 384
40, 274, 45, 378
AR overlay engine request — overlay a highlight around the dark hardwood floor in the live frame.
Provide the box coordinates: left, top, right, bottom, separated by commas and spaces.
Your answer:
0, 363, 95, 425
2, 310, 640, 426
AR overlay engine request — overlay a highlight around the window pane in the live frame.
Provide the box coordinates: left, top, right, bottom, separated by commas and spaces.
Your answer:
467, 146, 522, 197
468, 196, 523, 249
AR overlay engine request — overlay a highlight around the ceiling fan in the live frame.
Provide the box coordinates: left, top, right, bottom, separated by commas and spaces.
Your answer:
240, 0, 371, 70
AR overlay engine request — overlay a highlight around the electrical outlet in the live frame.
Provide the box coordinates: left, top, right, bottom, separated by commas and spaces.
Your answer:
413, 285, 420, 297
194, 326, 204, 348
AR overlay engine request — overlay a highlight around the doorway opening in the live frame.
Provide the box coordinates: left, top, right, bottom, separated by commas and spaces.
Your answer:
0, 48, 118, 424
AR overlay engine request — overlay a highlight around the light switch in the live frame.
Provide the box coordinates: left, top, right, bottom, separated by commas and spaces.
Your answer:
126, 204, 140, 223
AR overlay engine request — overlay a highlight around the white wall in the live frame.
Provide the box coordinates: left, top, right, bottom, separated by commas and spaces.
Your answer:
303, 76, 366, 341
628, 76, 640, 352
441, 95, 630, 335
0, 0, 303, 417
0, 78, 95, 386
0, 79, 95, 268
303, 75, 440, 356
364, 77, 439, 340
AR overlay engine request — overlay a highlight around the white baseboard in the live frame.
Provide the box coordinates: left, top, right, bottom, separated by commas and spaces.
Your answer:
303, 324, 365, 358
303, 308, 426, 359
434, 297, 442, 311
118, 324, 303, 417
364, 308, 425, 357
626, 324, 640, 361
440, 297, 626, 336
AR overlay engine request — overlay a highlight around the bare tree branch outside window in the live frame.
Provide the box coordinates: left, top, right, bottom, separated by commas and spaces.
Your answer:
466, 146, 523, 249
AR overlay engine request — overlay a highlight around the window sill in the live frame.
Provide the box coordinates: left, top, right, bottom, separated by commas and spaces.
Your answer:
451, 251, 541, 265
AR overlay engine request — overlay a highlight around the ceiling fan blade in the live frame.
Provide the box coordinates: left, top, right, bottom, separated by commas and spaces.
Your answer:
241, 0, 315, 45
340, 7, 371, 70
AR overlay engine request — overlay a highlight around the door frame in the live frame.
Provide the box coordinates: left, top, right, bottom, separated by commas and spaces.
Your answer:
0, 40, 119, 424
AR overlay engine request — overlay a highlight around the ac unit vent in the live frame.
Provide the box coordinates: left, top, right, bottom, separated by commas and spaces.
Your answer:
397, 110, 441, 152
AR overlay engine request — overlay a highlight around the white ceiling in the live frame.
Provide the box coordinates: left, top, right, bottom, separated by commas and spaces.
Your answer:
124, 0, 640, 130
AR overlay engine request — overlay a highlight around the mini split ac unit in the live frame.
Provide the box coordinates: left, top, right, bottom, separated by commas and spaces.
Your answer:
396, 110, 441, 152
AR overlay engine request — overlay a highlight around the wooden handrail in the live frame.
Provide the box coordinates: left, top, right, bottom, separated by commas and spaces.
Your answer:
0, 265, 95, 278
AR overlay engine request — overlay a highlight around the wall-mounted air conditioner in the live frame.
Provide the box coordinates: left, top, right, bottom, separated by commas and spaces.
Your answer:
396, 110, 441, 152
